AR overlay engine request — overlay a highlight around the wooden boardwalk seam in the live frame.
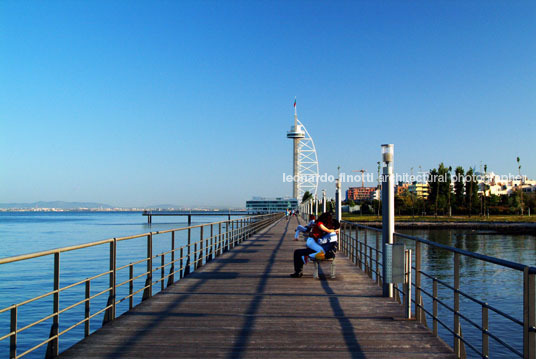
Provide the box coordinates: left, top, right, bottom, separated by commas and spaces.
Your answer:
60, 217, 455, 358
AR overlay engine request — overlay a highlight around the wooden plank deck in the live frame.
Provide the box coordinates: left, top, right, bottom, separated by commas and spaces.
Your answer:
61, 217, 455, 359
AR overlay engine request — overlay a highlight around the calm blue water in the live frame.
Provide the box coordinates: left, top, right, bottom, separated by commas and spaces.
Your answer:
0, 212, 237, 358
355, 228, 536, 359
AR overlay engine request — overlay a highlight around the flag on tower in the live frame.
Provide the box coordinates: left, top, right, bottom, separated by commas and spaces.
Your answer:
293, 99, 296, 108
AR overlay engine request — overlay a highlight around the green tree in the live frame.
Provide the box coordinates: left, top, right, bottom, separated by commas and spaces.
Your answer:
302, 191, 313, 203
453, 166, 465, 212
465, 168, 479, 216
428, 163, 450, 216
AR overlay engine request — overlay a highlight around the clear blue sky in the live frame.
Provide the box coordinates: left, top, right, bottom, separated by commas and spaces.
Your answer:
1, 1, 534, 207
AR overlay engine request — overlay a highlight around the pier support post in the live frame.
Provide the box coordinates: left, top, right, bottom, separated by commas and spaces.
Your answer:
381, 144, 394, 298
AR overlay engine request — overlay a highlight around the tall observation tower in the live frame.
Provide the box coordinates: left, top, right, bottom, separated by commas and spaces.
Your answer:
286, 100, 319, 201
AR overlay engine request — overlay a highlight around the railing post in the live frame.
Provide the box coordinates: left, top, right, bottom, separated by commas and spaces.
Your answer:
369, 245, 373, 278
185, 222, 191, 276
364, 230, 368, 274
226, 221, 230, 252
168, 231, 175, 286
433, 278, 438, 336
129, 264, 133, 309
482, 304, 489, 358
198, 226, 204, 268
415, 241, 422, 322
143, 234, 153, 300
454, 252, 461, 357
218, 222, 222, 256
358, 239, 362, 269
10, 306, 17, 359
349, 225, 353, 264
404, 249, 412, 319
240, 219, 243, 243
179, 247, 184, 279
524, 267, 535, 359
85, 280, 90, 337
46, 252, 60, 359
104, 238, 117, 324
209, 224, 214, 261
376, 231, 380, 285
231, 221, 235, 248
161, 254, 165, 291
194, 240, 198, 271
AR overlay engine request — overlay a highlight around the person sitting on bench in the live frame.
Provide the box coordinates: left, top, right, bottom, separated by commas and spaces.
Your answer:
290, 213, 339, 278
294, 214, 315, 241
305, 213, 338, 261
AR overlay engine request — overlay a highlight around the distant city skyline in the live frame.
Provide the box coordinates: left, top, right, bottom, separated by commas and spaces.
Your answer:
1, 1, 534, 208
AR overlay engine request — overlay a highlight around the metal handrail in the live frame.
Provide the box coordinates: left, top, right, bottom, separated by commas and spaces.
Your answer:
0, 213, 282, 358
394, 231, 536, 274
340, 220, 535, 359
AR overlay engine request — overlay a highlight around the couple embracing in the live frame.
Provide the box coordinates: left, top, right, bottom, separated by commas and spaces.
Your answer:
290, 212, 340, 278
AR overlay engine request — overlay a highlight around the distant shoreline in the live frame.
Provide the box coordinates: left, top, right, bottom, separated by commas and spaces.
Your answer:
347, 220, 536, 235
0, 208, 247, 213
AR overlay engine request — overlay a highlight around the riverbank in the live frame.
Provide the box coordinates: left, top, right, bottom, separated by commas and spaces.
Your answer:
342, 215, 536, 235
342, 214, 536, 223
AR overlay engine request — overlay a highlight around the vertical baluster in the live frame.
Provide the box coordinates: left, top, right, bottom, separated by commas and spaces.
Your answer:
240, 218, 243, 243
405, 249, 412, 319
415, 241, 422, 323
231, 220, 235, 248
433, 278, 438, 336
169, 231, 175, 286
354, 226, 358, 264
185, 222, 191, 276
369, 246, 373, 278
143, 234, 153, 299
359, 240, 363, 270
226, 221, 230, 252
376, 231, 380, 284
129, 264, 133, 309
161, 254, 165, 291
209, 224, 214, 261
179, 247, 184, 279
199, 226, 204, 268
10, 306, 17, 359
364, 230, 368, 274
523, 267, 535, 359
85, 280, 90, 337
454, 252, 460, 356
194, 241, 198, 270
46, 252, 60, 358
111, 238, 116, 319
218, 223, 222, 256
482, 304, 488, 358
345, 223, 348, 256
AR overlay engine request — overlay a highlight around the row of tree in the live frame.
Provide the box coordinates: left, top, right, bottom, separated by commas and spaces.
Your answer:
342, 163, 534, 217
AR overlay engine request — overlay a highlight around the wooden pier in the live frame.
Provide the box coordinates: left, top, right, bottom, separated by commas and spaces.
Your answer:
142, 211, 249, 224
60, 217, 455, 358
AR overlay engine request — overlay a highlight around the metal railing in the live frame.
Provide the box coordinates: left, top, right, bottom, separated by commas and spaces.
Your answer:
0, 213, 282, 358
340, 220, 536, 359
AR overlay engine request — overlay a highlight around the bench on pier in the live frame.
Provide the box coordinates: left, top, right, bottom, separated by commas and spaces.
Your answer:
312, 258, 336, 279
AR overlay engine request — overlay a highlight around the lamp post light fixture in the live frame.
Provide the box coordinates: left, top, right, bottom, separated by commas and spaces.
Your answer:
381, 144, 395, 298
